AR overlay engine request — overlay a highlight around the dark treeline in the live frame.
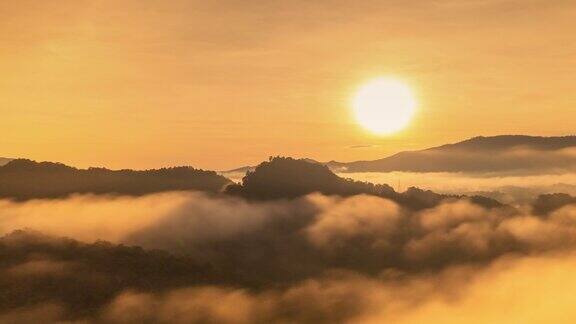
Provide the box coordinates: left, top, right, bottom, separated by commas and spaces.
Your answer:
226, 157, 505, 210
0, 157, 505, 210
0, 159, 231, 199
2, 156, 568, 214
0, 230, 218, 319
226, 156, 397, 199
533, 193, 576, 215
327, 135, 576, 173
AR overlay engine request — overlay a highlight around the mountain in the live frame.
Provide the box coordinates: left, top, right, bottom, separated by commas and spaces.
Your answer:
0, 159, 232, 200
226, 156, 396, 200
221, 158, 322, 179
0, 157, 12, 166
223, 136, 576, 175
226, 157, 505, 210
329, 135, 576, 173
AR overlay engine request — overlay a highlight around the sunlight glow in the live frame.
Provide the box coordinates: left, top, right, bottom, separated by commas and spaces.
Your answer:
352, 78, 417, 135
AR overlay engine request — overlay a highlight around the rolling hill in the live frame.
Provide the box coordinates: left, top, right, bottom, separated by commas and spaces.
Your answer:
222, 136, 576, 175
329, 135, 576, 173
226, 157, 505, 210
0, 159, 231, 199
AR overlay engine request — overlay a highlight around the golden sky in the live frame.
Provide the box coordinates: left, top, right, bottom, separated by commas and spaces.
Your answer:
1, 0, 575, 170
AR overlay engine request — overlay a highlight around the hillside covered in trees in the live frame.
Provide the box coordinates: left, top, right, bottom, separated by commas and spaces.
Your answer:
226, 157, 504, 210
0, 159, 231, 199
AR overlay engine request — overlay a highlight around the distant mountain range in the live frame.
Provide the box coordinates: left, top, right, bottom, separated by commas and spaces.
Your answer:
223, 135, 576, 175
328, 135, 576, 173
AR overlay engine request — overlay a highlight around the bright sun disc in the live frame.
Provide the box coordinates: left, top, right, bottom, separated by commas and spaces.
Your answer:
352, 78, 417, 135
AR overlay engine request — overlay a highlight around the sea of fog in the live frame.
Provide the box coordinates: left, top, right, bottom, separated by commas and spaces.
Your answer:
340, 172, 576, 205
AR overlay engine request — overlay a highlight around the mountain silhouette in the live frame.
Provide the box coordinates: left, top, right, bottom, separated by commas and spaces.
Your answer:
226, 157, 505, 210
0, 159, 231, 200
226, 156, 396, 199
532, 193, 576, 215
328, 135, 576, 173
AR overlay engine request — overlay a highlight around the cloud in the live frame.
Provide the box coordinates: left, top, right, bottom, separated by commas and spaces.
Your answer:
2, 192, 576, 322
343, 171, 576, 204
2, 192, 576, 277
348, 145, 379, 149
0, 192, 193, 242
98, 253, 576, 324
358, 252, 576, 324
306, 195, 401, 250
7, 253, 576, 323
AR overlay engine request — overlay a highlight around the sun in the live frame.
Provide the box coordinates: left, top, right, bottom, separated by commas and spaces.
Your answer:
352, 78, 417, 135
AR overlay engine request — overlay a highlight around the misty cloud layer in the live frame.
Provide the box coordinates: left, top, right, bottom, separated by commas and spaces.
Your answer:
333, 139, 576, 174
2, 191, 576, 322
343, 171, 576, 205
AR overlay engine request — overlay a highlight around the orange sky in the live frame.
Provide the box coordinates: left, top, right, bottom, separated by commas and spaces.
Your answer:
1, 0, 575, 170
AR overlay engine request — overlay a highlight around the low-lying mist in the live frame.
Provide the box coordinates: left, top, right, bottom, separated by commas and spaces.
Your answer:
2, 190, 576, 323
342, 171, 576, 205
